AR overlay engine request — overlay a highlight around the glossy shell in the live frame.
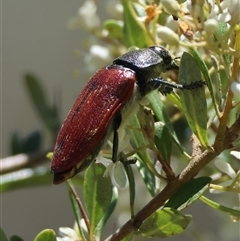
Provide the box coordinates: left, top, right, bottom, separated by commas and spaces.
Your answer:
51, 65, 136, 184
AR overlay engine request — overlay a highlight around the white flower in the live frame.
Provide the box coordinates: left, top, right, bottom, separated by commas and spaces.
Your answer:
231, 81, 240, 98
230, 151, 240, 160
104, 161, 127, 188
214, 159, 237, 179
57, 227, 80, 241
165, 15, 178, 32
78, 0, 100, 30
84, 45, 112, 72
211, 158, 240, 194
106, 0, 123, 19
207, 0, 240, 25
225, 0, 240, 25
68, 0, 100, 31
57, 220, 87, 241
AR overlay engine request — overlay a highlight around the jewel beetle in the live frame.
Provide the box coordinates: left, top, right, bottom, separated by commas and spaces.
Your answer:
51, 46, 204, 184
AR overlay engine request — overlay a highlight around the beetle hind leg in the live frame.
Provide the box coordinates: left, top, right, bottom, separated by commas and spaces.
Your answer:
112, 111, 122, 163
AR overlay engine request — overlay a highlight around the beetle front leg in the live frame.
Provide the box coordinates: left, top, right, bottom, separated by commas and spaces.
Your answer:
143, 77, 206, 95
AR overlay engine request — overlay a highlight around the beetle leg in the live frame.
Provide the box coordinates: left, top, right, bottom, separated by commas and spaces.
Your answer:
144, 78, 206, 95
112, 112, 122, 163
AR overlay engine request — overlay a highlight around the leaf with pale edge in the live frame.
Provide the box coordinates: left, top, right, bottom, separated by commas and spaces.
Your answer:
33, 229, 56, 241
137, 208, 192, 238
164, 177, 212, 210
179, 52, 208, 148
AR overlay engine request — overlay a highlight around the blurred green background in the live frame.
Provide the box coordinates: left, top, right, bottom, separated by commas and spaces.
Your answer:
1, 1, 239, 241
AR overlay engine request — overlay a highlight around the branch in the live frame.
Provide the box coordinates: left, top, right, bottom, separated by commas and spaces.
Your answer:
105, 116, 240, 241
0, 149, 52, 174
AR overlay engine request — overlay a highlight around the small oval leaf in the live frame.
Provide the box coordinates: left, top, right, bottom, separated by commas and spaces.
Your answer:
164, 177, 212, 210
10, 236, 24, 241
137, 208, 192, 238
154, 122, 172, 162
33, 229, 56, 241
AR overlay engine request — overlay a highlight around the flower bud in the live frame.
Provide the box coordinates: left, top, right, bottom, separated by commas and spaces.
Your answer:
161, 0, 180, 16
157, 26, 179, 45
204, 19, 218, 34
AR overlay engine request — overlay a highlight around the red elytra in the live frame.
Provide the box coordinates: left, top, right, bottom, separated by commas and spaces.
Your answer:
51, 66, 136, 184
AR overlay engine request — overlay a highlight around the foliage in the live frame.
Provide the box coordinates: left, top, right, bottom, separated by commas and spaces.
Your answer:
1, 0, 240, 240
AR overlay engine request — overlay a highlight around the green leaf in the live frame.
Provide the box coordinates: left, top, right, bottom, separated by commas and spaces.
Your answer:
127, 114, 158, 196
95, 187, 118, 241
10, 236, 24, 241
10, 132, 22, 155
189, 47, 219, 116
103, 20, 124, 43
121, 0, 152, 48
179, 52, 208, 148
164, 177, 212, 210
136, 158, 157, 197
33, 229, 56, 241
154, 122, 172, 162
24, 74, 60, 139
0, 227, 8, 241
137, 208, 192, 238
10, 130, 42, 155
148, 91, 183, 152
21, 130, 42, 154
200, 195, 240, 218
84, 163, 113, 240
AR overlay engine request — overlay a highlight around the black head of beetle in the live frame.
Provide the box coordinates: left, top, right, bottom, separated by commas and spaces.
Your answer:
113, 46, 179, 96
